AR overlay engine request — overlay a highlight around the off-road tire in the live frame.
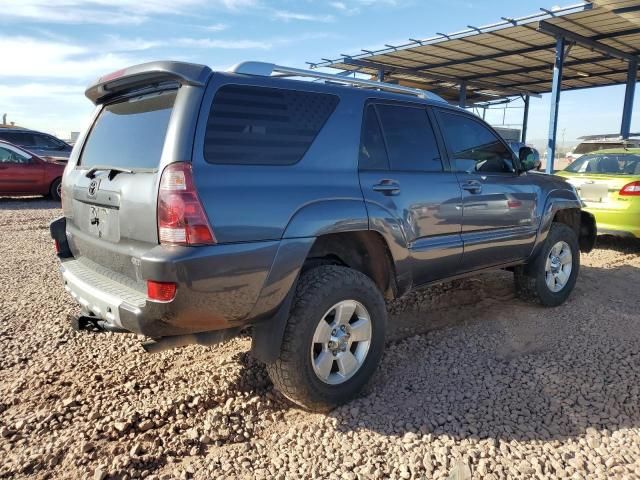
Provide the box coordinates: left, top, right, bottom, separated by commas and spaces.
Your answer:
515, 222, 580, 307
50, 178, 62, 201
267, 265, 386, 412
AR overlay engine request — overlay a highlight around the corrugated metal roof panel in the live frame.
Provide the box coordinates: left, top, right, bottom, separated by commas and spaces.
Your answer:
312, 1, 640, 104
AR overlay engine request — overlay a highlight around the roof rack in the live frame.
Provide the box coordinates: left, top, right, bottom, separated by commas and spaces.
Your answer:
227, 61, 446, 102
578, 133, 640, 140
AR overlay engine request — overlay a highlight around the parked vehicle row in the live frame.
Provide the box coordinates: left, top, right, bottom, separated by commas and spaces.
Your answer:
49, 60, 596, 411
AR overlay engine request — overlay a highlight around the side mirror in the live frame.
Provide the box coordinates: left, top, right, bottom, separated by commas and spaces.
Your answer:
519, 146, 541, 172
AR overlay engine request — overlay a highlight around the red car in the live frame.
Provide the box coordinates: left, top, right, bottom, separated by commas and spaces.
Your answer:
0, 140, 65, 200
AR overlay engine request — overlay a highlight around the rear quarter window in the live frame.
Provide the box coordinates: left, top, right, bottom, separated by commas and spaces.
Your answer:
204, 84, 339, 165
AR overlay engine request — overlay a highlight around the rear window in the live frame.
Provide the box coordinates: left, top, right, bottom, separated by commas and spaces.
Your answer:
79, 90, 176, 169
565, 153, 640, 174
204, 84, 339, 165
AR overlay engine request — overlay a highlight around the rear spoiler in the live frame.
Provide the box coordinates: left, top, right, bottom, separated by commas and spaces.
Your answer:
85, 61, 213, 104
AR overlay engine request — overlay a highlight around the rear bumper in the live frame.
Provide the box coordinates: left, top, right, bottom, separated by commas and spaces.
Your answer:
59, 257, 172, 335
58, 239, 281, 337
52, 216, 312, 338
53, 218, 283, 338
585, 208, 640, 238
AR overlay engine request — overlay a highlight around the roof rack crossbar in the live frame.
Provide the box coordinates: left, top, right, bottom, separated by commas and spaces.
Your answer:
227, 61, 445, 102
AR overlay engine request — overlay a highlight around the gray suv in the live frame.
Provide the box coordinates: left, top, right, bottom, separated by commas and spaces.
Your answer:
50, 61, 596, 411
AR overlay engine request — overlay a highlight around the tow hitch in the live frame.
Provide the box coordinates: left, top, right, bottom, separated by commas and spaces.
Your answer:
68, 314, 128, 333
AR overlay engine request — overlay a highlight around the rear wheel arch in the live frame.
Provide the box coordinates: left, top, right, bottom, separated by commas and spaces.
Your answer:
303, 230, 399, 300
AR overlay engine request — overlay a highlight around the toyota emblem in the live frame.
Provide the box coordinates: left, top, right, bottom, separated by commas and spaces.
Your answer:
88, 179, 99, 197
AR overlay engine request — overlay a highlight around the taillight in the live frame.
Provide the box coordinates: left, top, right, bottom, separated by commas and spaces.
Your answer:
157, 162, 215, 245
54, 239, 60, 254
147, 280, 177, 302
619, 181, 640, 196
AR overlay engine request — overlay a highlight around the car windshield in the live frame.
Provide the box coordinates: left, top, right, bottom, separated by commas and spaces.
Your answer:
573, 142, 625, 154
565, 153, 640, 175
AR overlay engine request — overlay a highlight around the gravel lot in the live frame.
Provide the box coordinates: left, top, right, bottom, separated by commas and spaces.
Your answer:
1, 197, 640, 480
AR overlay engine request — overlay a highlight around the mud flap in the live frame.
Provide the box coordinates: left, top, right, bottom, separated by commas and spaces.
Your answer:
579, 211, 597, 253
50, 216, 73, 259
250, 286, 296, 364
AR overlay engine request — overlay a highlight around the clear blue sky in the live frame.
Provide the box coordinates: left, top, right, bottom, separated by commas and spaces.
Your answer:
0, 0, 637, 146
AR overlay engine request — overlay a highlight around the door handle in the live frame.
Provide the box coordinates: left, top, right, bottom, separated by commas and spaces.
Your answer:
461, 181, 482, 194
373, 179, 400, 196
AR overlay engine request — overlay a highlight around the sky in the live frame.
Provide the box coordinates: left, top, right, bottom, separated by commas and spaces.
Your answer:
1, 0, 639, 147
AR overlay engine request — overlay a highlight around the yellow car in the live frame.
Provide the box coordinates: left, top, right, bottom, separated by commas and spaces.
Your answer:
556, 148, 640, 238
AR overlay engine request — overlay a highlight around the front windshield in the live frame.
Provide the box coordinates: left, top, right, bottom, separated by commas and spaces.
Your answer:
565, 153, 640, 175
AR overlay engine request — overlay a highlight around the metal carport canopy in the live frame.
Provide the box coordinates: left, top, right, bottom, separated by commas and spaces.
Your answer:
310, 0, 640, 170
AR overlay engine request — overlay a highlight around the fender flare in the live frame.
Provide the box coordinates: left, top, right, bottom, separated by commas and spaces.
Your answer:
529, 189, 585, 261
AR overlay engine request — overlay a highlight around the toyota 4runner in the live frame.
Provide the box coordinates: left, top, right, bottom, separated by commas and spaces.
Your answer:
50, 61, 596, 411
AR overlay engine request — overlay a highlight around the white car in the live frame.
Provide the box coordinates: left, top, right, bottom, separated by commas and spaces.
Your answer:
566, 134, 640, 163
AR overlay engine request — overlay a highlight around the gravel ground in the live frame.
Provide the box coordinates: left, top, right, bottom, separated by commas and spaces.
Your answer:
1, 197, 640, 480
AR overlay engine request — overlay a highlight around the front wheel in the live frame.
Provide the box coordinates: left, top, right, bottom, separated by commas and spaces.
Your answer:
267, 265, 387, 412
515, 222, 580, 307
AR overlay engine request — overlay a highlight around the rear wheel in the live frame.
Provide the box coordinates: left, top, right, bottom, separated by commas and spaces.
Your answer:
267, 265, 386, 412
49, 178, 62, 201
515, 222, 580, 307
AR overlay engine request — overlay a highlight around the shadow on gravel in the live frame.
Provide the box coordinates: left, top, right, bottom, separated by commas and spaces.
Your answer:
326, 263, 640, 444
0, 196, 60, 210
595, 234, 640, 254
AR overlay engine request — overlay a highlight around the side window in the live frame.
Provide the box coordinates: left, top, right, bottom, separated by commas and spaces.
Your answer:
359, 105, 389, 170
0, 146, 31, 164
376, 104, 443, 172
32, 134, 62, 149
438, 111, 515, 174
0, 132, 24, 145
13, 133, 37, 147
204, 85, 339, 165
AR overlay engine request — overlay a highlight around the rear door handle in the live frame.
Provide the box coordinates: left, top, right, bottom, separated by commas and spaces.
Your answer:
373, 179, 400, 196
461, 180, 482, 194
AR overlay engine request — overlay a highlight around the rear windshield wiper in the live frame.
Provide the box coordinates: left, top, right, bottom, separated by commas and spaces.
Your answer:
85, 165, 134, 180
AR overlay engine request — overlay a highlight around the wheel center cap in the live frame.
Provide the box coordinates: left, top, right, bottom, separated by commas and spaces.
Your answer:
330, 329, 350, 353
550, 256, 561, 272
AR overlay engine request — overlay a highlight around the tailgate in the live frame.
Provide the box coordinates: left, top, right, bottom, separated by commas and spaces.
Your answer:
63, 86, 200, 282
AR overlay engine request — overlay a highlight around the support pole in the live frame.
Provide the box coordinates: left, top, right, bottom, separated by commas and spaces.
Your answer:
522, 95, 530, 143
377, 69, 385, 82
546, 36, 565, 174
621, 60, 637, 139
459, 81, 467, 108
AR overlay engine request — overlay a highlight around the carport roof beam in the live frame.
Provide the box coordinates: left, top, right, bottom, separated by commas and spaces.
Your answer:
340, 57, 539, 98
537, 20, 640, 62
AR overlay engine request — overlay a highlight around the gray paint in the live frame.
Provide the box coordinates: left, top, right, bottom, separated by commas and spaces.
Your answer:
53, 60, 595, 339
